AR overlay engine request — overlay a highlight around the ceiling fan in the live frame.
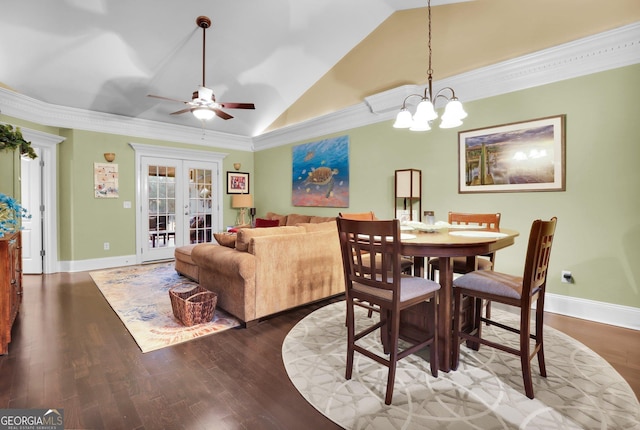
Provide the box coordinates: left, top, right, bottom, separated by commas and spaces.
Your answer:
148, 16, 255, 121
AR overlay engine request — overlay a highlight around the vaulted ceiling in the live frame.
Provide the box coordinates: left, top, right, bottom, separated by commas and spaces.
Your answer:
1, 0, 638, 138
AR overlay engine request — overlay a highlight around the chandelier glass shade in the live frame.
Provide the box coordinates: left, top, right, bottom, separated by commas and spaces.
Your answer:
393, 0, 467, 131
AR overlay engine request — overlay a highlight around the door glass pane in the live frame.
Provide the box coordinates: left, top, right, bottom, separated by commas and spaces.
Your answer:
188, 167, 213, 244
148, 165, 176, 249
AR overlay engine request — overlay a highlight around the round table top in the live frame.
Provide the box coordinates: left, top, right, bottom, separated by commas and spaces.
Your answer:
399, 228, 520, 257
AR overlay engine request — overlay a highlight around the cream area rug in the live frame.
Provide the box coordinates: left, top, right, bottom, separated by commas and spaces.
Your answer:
90, 262, 240, 353
283, 301, 639, 430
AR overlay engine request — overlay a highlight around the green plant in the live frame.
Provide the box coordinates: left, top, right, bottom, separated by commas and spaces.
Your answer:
0, 123, 37, 159
0, 193, 30, 238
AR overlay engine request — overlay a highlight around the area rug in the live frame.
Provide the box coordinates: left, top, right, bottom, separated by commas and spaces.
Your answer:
283, 301, 639, 430
90, 263, 240, 353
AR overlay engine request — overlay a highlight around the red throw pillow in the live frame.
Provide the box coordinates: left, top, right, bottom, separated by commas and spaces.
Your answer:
255, 218, 280, 228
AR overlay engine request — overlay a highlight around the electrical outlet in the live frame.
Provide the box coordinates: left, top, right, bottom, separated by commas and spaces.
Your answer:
561, 270, 573, 283
104, 242, 110, 251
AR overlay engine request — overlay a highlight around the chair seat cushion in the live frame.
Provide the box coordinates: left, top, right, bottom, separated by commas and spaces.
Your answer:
429, 256, 493, 272
453, 270, 523, 299
353, 275, 440, 302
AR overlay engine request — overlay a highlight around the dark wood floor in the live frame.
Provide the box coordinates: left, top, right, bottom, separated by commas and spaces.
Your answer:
1, 272, 638, 430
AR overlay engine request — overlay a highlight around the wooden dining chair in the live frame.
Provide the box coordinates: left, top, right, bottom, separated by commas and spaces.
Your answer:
451, 217, 557, 399
337, 218, 440, 405
428, 212, 501, 319
338, 212, 412, 320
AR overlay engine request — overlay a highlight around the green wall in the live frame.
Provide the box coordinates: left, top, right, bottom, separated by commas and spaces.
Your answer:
55, 131, 253, 261
254, 64, 640, 309
3, 64, 639, 310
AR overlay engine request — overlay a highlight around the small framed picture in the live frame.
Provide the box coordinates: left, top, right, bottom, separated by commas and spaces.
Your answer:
227, 171, 250, 194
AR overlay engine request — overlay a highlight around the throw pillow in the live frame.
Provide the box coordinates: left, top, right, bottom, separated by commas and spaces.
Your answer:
286, 213, 312, 225
265, 212, 288, 226
213, 233, 236, 248
255, 218, 280, 228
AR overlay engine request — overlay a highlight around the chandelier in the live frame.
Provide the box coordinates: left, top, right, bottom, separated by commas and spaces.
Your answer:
393, 0, 467, 131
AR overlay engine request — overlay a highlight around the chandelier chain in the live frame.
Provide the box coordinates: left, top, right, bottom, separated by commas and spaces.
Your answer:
427, 0, 432, 76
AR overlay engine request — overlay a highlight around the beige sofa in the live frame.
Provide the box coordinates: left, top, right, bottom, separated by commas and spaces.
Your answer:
186, 214, 344, 325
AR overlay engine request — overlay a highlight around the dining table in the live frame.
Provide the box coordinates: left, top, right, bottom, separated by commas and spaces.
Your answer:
399, 226, 520, 372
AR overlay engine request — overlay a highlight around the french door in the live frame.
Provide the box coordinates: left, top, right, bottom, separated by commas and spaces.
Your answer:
140, 156, 219, 262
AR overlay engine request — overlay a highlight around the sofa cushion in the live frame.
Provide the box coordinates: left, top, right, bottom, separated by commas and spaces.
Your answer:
235, 225, 306, 252
298, 220, 338, 233
309, 216, 336, 223
265, 212, 288, 226
286, 213, 312, 225
255, 218, 280, 228
213, 232, 237, 248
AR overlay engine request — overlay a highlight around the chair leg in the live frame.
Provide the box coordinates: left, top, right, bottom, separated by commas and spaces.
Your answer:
429, 297, 439, 377
520, 307, 534, 399
485, 300, 492, 324
535, 299, 547, 378
384, 310, 401, 405
345, 300, 355, 381
466, 297, 482, 351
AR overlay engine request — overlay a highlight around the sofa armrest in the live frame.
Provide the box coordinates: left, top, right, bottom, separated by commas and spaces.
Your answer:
250, 230, 344, 318
191, 244, 257, 322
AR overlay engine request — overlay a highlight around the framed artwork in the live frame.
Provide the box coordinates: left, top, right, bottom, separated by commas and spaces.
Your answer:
94, 162, 119, 198
458, 115, 566, 193
292, 135, 349, 207
227, 171, 250, 194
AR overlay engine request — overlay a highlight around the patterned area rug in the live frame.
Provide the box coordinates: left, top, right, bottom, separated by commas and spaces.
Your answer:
283, 301, 639, 429
90, 263, 240, 353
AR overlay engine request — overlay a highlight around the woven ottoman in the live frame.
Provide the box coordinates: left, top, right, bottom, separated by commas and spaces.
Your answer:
174, 244, 200, 282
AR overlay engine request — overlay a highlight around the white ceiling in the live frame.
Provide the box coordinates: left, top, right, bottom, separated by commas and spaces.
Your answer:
0, 0, 466, 138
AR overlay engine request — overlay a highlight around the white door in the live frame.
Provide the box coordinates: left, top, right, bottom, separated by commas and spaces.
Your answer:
21, 148, 43, 274
140, 157, 216, 263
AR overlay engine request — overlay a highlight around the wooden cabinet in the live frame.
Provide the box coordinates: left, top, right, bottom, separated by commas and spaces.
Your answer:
0, 232, 22, 355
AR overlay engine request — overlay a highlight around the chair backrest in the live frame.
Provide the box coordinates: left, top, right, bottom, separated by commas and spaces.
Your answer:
337, 218, 403, 303
338, 211, 377, 221
448, 212, 501, 231
521, 217, 557, 299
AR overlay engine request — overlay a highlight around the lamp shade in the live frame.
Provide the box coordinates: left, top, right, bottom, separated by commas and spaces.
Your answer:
192, 107, 216, 121
395, 169, 421, 198
413, 99, 438, 122
232, 194, 253, 208
393, 109, 413, 129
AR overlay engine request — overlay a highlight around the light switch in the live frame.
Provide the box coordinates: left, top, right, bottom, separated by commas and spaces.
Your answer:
123, 201, 132, 209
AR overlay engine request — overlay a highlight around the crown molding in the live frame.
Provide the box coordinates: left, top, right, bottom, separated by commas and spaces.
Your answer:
254, 22, 640, 151
1, 23, 638, 153
0, 88, 253, 151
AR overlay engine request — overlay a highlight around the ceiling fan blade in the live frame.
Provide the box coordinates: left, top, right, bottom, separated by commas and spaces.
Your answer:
213, 108, 233, 120
148, 94, 189, 104
218, 102, 255, 110
170, 108, 192, 115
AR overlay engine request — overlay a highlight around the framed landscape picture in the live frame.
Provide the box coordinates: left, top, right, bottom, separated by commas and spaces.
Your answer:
458, 115, 566, 193
227, 171, 249, 194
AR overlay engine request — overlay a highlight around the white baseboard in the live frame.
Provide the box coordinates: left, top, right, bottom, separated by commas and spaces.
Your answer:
58, 255, 139, 273
543, 293, 639, 331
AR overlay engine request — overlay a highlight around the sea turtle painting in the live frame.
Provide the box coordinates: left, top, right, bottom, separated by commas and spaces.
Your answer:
304, 166, 339, 198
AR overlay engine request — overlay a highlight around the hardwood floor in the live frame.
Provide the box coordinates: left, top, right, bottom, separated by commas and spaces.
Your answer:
1, 272, 638, 429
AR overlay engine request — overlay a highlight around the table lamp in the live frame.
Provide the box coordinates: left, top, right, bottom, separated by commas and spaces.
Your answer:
232, 194, 253, 226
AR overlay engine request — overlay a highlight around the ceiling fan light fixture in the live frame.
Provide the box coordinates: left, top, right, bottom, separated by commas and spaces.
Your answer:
192, 107, 216, 121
